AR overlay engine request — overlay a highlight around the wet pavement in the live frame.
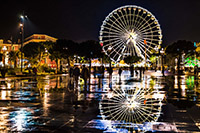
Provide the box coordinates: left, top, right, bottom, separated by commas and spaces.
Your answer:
0, 70, 200, 132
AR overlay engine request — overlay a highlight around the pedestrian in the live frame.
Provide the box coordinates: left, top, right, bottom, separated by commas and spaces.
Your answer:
33, 67, 37, 76
118, 67, 122, 77
73, 65, 80, 88
130, 65, 134, 77
69, 66, 73, 78
135, 67, 138, 77
93, 66, 97, 78
81, 65, 89, 91
108, 67, 113, 77
101, 65, 105, 78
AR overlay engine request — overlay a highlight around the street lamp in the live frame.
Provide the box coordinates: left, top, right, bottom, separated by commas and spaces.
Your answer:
154, 46, 159, 71
160, 48, 165, 76
20, 12, 27, 72
2, 46, 7, 66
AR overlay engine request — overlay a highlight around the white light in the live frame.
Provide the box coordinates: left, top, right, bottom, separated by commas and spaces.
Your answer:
2, 46, 7, 51
108, 46, 112, 51
20, 15, 24, 19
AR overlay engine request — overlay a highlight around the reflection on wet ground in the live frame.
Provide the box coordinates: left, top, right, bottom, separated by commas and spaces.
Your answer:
0, 71, 200, 132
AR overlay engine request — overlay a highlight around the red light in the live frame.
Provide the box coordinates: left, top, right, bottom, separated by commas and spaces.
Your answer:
144, 100, 147, 105
100, 43, 103, 47
144, 40, 147, 45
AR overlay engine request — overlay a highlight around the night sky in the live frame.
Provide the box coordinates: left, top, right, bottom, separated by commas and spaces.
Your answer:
1, 0, 200, 46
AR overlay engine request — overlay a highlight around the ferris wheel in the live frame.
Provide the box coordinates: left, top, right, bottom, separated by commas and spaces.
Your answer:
99, 5, 162, 62
99, 87, 163, 130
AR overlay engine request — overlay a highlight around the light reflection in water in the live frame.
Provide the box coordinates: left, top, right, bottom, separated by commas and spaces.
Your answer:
43, 92, 50, 116
10, 108, 34, 132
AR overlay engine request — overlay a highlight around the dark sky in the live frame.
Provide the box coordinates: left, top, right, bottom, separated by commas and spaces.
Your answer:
1, 0, 200, 46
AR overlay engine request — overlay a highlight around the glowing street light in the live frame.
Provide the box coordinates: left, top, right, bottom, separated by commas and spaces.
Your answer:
19, 11, 27, 72
2, 46, 7, 66
160, 48, 165, 76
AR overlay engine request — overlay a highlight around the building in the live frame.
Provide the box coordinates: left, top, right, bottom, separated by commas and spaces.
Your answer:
0, 39, 20, 66
0, 39, 20, 52
24, 34, 58, 69
24, 34, 57, 45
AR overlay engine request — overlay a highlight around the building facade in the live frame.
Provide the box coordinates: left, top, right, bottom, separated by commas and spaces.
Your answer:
24, 34, 57, 45
24, 34, 58, 69
0, 39, 20, 66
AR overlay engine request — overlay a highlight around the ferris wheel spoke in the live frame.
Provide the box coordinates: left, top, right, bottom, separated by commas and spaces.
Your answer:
119, 10, 129, 29
111, 40, 125, 52
102, 38, 123, 47
101, 105, 123, 115
139, 20, 158, 33
106, 96, 124, 102
102, 28, 125, 36
108, 17, 127, 33
138, 108, 154, 120
137, 39, 157, 51
106, 15, 126, 32
103, 24, 125, 35
143, 39, 161, 46
100, 104, 121, 110
102, 35, 122, 39
135, 42, 150, 58
134, 13, 149, 30
107, 41, 124, 57
130, 9, 136, 30
117, 105, 127, 121
108, 105, 126, 120
110, 39, 125, 52
112, 44, 128, 60
135, 108, 149, 122
114, 10, 127, 29
132, 9, 143, 30
106, 21, 127, 34
112, 14, 127, 31
115, 11, 128, 30
136, 15, 152, 32
141, 25, 160, 34
134, 12, 146, 30
124, 8, 131, 30
128, 9, 133, 30
102, 36, 121, 43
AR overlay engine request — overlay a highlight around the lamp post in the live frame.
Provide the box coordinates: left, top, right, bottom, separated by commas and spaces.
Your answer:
154, 46, 159, 72
20, 12, 27, 72
2, 46, 7, 67
160, 48, 165, 76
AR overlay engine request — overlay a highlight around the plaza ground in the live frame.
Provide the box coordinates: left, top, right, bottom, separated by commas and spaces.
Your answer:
0, 70, 200, 132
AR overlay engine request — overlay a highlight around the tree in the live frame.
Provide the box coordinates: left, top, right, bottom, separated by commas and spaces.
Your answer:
165, 40, 195, 74
55, 39, 77, 67
8, 51, 19, 68
124, 56, 142, 65
79, 40, 103, 59
23, 42, 44, 59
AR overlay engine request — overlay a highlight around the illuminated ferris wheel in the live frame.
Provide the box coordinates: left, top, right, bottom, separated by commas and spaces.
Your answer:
99, 5, 162, 62
99, 87, 163, 129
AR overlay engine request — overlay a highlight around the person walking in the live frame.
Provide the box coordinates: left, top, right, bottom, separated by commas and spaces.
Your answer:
130, 65, 134, 77
69, 66, 73, 78
81, 65, 89, 92
73, 65, 80, 88
118, 67, 122, 77
108, 67, 113, 77
101, 65, 105, 78
93, 66, 97, 78
33, 67, 37, 76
